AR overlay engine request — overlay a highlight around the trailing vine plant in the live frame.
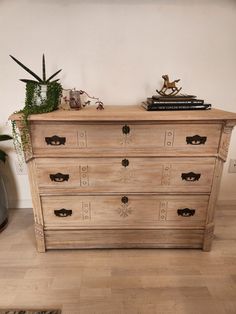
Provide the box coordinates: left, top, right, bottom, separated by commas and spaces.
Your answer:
10, 54, 62, 161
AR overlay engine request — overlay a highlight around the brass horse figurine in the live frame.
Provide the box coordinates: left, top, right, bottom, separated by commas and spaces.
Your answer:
156, 75, 182, 96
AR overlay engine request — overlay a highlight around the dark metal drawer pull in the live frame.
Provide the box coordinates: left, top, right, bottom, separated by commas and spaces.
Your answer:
122, 159, 129, 167
181, 172, 201, 181
54, 208, 72, 217
177, 208, 195, 217
122, 125, 130, 134
50, 173, 69, 182
121, 196, 129, 204
186, 135, 207, 145
45, 135, 66, 146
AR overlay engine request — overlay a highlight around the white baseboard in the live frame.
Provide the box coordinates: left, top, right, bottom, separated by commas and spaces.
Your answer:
8, 198, 32, 209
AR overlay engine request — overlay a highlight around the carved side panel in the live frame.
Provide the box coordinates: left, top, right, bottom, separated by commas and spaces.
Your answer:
207, 158, 224, 224
27, 160, 44, 225
203, 223, 215, 252
219, 123, 234, 161
35, 223, 46, 252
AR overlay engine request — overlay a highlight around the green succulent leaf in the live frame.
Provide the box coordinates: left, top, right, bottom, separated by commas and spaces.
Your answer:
0, 149, 7, 163
0, 134, 13, 142
50, 79, 60, 83
46, 69, 62, 83
10, 55, 43, 83
20, 79, 40, 84
42, 54, 46, 82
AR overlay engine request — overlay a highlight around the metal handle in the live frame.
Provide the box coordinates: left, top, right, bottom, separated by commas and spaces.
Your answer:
45, 135, 66, 146
177, 208, 195, 217
54, 208, 72, 217
181, 172, 201, 182
122, 125, 130, 135
122, 159, 129, 167
121, 196, 129, 204
186, 135, 207, 145
50, 173, 70, 182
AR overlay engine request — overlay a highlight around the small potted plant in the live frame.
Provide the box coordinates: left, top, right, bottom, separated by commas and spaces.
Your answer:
10, 54, 62, 108
10, 54, 63, 158
0, 133, 12, 232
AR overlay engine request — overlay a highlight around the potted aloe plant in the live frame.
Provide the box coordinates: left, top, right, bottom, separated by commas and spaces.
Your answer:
10, 54, 62, 108
10, 54, 63, 159
0, 133, 12, 232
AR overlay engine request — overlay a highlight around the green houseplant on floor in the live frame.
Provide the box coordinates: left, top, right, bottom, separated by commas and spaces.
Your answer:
0, 134, 12, 232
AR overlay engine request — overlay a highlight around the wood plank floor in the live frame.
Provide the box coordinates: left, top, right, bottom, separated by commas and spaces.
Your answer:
0, 204, 236, 314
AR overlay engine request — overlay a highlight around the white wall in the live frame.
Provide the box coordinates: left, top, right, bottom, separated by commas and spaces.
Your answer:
0, 0, 236, 207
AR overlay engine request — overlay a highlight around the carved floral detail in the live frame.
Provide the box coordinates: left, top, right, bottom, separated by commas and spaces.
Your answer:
117, 167, 135, 183
82, 202, 91, 220
159, 200, 168, 221
161, 164, 171, 185
79, 165, 89, 186
117, 204, 132, 218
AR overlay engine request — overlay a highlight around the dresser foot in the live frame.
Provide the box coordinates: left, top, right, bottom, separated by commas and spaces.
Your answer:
203, 223, 214, 251
35, 223, 46, 252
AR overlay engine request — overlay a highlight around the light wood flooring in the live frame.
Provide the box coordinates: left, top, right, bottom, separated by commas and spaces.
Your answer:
0, 204, 236, 314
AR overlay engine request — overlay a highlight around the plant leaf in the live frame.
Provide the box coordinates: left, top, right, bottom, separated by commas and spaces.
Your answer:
20, 79, 40, 84
42, 54, 46, 82
0, 134, 13, 142
0, 149, 7, 163
50, 79, 60, 83
46, 69, 62, 83
10, 55, 43, 83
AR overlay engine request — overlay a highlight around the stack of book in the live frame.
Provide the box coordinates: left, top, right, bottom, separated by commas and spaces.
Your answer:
142, 95, 211, 111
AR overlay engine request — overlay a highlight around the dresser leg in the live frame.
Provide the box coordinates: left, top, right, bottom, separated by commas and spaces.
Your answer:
34, 223, 46, 252
203, 223, 215, 252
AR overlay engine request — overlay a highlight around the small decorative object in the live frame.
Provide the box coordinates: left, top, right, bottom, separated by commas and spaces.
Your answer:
61, 89, 104, 110
142, 75, 211, 111
68, 89, 82, 109
156, 74, 182, 96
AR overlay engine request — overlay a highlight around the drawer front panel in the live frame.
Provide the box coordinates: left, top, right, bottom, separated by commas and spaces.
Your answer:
41, 194, 209, 228
31, 122, 221, 156
36, 157, 215, 193
45, 229, 204, 249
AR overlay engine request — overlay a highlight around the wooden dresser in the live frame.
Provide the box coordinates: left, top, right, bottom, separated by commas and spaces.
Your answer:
11, 106, 236, 252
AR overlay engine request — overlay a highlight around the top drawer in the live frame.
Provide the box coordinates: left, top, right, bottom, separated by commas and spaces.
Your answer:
30, 122, 222, 157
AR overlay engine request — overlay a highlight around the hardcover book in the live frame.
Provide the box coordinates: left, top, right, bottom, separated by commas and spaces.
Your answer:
142, 102, 211, 111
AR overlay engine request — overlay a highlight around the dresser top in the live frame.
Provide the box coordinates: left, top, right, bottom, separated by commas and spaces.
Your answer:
10, 105, 236, 123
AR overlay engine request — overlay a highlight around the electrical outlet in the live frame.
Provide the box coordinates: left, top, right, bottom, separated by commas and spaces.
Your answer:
228, 159, 236, 173
15, 160, 27, 175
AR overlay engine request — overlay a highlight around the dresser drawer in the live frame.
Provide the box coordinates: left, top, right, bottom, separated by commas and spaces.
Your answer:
36, 157, 215, 193
30, 122, 221, 156
45, 229, 204, 249
41, 194, 208, 229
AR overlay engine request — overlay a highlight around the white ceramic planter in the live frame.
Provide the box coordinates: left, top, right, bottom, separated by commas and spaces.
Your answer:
34, 84, 47, 106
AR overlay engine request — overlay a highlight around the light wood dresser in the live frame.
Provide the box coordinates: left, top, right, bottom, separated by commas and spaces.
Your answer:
11, 106, 236, 252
